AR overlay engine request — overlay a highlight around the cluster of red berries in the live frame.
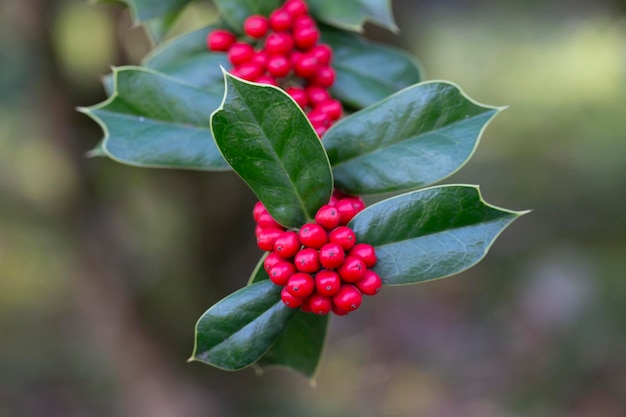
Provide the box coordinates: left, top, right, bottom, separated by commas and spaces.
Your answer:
206, 0, 341, 137
254, 191, 382, 316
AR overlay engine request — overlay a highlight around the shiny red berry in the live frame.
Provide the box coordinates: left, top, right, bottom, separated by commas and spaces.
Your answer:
293, 15, 316, 30
286, 87, 308, 108
236, 62, 264, 81
257, 212, 282, 229
311, 44, 332, 66
348, 243, 377, 267
308, 294, 332, 315
315, 205, 341, 230
274, 231, 301, 258
306, 86, 331, 106
207, 29, 236, 51
265, 32, 294, 56
317, 98, 342, 121
253, 201, 268, 222
263, 252, 283, 273
298, 223, 327, 249
256, 74, 278, 85
333, 284, 362, 312
284, 0, 309, 18
269, 9, 292, 31
293, 26, 319, 50
252, 51, 269, 69
281, 286, 304, 308
244, 15, 269, 38
315, 269, 341, 297
228, 42, 254, 66
338, 256, 366, 283
356, 270, 382, 295
294, 248, 320, 273
256, 227, 283, 251
319, 242, 345, 269
293, 53, 319, 78
269, 261, 296, 285
307, 108, 329, 127
335, 198, 358, 225
332, 304, 351, 316
329, 226, 356, 251
286, 272, 315, 298
312, 66, 336, 88
266, 55, 291, 78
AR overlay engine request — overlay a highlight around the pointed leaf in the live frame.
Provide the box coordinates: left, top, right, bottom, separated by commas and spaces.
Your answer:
212, 0, 283, 32
82, 67, 228, 170
349, 185, 526, 285
321, 25, 421, 109
191, 280, 297, 371
211, 73, 333, 228
324, 82, 501, 195
308, 0, 397, 33
255, 312, 328, 379
143, 25, 232, 94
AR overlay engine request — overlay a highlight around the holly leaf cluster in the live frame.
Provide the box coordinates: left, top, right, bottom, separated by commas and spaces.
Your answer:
83, 0, 527, 380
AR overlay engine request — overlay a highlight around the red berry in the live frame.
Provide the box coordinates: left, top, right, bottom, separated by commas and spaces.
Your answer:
319, 242, 345, 269
257, 212, 282, 229
294, 248, 320, 273
314, 125, 328, 138
306, 86, 331, 106
307, 108, 329, 127
265, 33, 294, 56
207, 29, 236, 51
256, 75, 278, 85
281, 286, 304, 308
244, 15, 269, 38
315, 269, 341, 297
263, 252, 283, 273
317, 99, 342, 121
284, 0, 309, 18
311, 44, 332, 66
293, 53, 319, 78
308, 294, 332, 315
329, 226, 356, 251
228, 42, 255, 66
300, 296, 313, 313
348, 197, 366, 214
338, 256, 366, 283
266, 55, 291, 78
333, 284, 362, 312
252, 51, 269, 69
312, 66, 336, 88
269, 9, 292, 32
286, 87, 308, 109
298, 223, 327, 249
332, 304, 351, 316
256, 227, 283, 251
356, 270, 382, 295
236, 62, 264, 81
293, 15, 316, 30
269, 261, 296, 285
253, 201, 268, 222
315, 205, 341, 230
293, 26, 319, 50
274, 231, 301, 258
348, 243, 377, 267
335, 198, 358, 225
286, 272, 315, 298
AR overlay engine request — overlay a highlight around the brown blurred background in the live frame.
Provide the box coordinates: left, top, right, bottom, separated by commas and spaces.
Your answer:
1, 0, 625, 416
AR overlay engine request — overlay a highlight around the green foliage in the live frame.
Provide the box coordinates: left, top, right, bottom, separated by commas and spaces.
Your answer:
308, 0, 397, 32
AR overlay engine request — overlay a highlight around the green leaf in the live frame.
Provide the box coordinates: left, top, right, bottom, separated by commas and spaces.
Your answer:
211, 73, 333, 228
320, 25, 422, 109
144, 12, 182, 44
308, 0, 397, 33
255, 312, 328, 379
324, 82, 501, 195
81, 66, 229, 170
100, 0, 193, 22
349, 185, 527, 285
212, 0, 283, 32
191, 280, 297, 371
143, 25, 232, 94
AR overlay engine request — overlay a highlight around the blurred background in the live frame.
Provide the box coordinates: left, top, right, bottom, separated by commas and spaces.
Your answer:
1, 0, 625, 416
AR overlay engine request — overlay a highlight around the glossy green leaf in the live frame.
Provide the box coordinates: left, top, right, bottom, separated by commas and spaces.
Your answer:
143, 25, 232, 94
191, 280, 297, 371
321, 25, 421, 109
100, 0, 193, 22
255, 312, 328, 379
308, 0, 397, 33
349, 185, 526, 285
324, 82, 501, 195
81, 67, 228, 170
212, 0, 283, 32
211, 73, 333, 228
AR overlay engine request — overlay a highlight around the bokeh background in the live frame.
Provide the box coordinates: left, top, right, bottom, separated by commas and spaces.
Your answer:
1, 0, 625, 416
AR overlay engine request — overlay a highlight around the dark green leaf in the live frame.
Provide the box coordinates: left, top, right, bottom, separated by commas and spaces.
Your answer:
81, 67, 228, 170
211, 73, 333, 228
308, 0, 397, 32
349, 185, 526, 285
255, 312, 328, 379
144, 12, 182, 44
191, 280, 297, 370
213, 0, 283, 32
321, 25, 421, 109
143, 25, 232, 94
324, 82, 501, 195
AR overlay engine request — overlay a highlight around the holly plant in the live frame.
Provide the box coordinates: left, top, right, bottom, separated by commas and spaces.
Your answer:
82, 0, 527, 379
